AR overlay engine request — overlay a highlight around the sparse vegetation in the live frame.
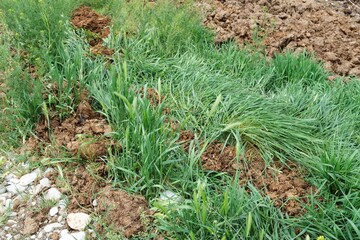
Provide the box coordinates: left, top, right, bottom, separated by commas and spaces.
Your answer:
0, 0, 359, 239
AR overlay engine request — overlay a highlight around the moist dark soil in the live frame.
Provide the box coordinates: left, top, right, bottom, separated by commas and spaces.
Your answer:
179, 131, 315, 216
204, 0, 360, 76
71, 6, 114, 56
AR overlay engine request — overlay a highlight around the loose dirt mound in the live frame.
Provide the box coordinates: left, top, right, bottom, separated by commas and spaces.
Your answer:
71, 6, 110, 39
179, 132, 314, 216
202, 143, 314, 216
97, 186, 149, 238
25, 97, 114, 160
204, 0, 360, 76
61, 165, 150, 238
71, 6, 113, 56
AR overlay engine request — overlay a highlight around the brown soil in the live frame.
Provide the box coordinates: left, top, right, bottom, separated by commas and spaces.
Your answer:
24, 96, 115, 160
71, 6, 111, 39
179, 132, 314, 216
202, 143, 314, 216
61, 164, 150, 238
204, 0, 360, 76
138, 88, 164, 106
71, 6, 114, 56
97, 186, 150, 238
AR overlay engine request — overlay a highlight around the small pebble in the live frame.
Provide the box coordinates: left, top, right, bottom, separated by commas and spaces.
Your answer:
92, 199, 97, 207
39, 178, 51, 188
44, 188, 62, 201
19, 172, 37, 186
44, 223, 63, 233
49, 206, 59, 217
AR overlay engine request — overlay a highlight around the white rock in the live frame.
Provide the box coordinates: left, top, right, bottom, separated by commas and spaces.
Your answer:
49, 206, 59, 217
5, 234, 12, 239
1, 192, 11, 199
43, 222, 63, 233
67, 213, 91, 231
9, 178, 20, 184
6, 184, 27, 194
5, 173, 17, 182
57, 215, 63, 222
7, 219, 17, 225
44, 188, 61, 201
159, 190, 182, 203
58, 199, 67, 209
0, 184, 6, 194
0, 204, 4, 214
30, 235, 36, 239
92, 199, 97, 207
29, 185, 42, 195
37, 231, 44, 239
5, 199, 12, 208
19, 172, 37, 186
60, 231, 85, 240
44, 168, 55, 175
9, 212, 17, 217
31, 168, 41, 177
39, 178, 51, 188
71, 232, 86, 240
60, 229, 69, 236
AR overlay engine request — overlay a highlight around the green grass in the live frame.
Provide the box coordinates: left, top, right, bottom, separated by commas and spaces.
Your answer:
0, 0, 360, 239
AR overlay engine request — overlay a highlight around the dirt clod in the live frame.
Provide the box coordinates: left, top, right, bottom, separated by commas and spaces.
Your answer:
201, 143, 314, 216
63, 164, 150, 238
71, 6, 114, 57
97, 186, 149, 238
71, 6, 111, 38
204, 0, 360, 76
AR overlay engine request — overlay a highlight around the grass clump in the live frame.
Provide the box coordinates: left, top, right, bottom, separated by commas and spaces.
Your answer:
1, 0, 360, 239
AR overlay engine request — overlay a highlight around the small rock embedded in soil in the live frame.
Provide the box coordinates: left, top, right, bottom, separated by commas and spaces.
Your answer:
45, 188, 62, 201
44, 222, 63, 233
60, 231, 86, 240
19, 172, 37, 186
67, 212, 91, 231
49, 206, 59, 216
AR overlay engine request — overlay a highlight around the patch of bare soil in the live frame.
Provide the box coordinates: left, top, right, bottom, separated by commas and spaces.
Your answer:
61, 164, 150, 238
97, 186, 150, 238
71, 6, 114, 57
204, 0, 360, 76
179, 132, 315, 216
24, 95, 115, 160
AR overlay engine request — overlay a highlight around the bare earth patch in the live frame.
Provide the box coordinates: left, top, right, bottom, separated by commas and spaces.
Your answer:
60, 164, 150, 238
204, 0, 360, 76
71, 6, 114, 56
24, 97, 115, 161
179, 132, 315, 216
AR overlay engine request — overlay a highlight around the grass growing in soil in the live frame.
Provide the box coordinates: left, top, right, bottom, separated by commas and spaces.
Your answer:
1, 0, 360, 239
